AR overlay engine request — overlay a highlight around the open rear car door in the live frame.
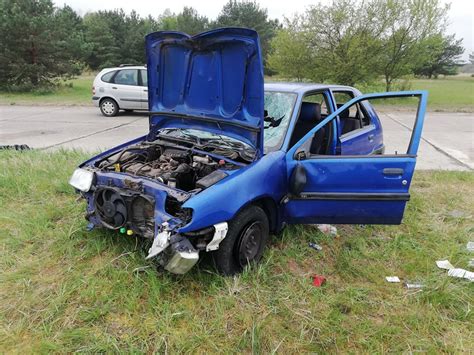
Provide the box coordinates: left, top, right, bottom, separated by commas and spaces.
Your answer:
285, 91, 428, 225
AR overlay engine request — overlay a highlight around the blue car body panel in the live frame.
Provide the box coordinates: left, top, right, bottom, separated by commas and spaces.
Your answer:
145, 28, 264, 156
179, 150, 287, 233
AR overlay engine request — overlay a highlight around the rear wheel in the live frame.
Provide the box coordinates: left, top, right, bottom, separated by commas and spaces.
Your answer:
211, 205, 269, 275
100, 98, 119, 117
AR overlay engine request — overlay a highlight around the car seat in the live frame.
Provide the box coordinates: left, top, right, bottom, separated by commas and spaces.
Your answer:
289, 102, 325, 154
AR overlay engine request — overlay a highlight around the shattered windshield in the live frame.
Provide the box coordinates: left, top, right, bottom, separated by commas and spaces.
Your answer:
264, 91, 297, 153
158, 91, 297, 157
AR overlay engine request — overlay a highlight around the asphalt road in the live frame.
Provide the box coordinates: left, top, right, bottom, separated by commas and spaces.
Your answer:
0, 105, 472, 170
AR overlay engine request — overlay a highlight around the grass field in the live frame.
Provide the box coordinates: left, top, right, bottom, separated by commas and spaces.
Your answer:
361, 75, 474, 112
409, 76, 474, 111
0, 74, 472, 111
1, 150, 473, 353
0, 75, 93, 106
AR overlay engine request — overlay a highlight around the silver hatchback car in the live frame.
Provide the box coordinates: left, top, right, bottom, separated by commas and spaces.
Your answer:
92, 65, 148, 117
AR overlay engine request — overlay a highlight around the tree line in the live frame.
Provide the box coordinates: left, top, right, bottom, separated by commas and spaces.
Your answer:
0, 0, 466, 91
268, 0, 465, 90
0, 0, 279, 90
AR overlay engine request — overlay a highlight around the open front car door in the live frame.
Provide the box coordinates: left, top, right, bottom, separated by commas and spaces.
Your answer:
285, 91, 428, 225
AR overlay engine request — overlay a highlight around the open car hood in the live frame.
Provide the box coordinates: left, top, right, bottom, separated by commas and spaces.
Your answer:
145, 28, 264, 156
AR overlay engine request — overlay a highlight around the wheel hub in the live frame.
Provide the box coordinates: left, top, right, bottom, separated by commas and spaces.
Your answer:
102, 101, 114, 114
237, 221, 262, 266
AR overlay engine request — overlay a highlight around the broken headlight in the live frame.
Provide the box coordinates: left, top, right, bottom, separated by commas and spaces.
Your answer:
69, 168, 94, 192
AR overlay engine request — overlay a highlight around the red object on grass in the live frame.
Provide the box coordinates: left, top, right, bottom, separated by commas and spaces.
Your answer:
312, 275, 326, 287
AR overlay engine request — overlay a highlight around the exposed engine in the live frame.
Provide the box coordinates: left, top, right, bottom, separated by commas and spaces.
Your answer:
89, 141, 246, 238
95, 142, 241, 192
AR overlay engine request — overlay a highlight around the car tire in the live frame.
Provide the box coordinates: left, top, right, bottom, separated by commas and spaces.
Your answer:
100, 98, 119, 117
211, 205, 270, 276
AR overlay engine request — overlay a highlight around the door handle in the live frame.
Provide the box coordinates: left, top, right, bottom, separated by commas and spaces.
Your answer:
383, 168, 404, 176
112, 86, 117, 89
368, 134, 374, 142
143, 89, 148, 92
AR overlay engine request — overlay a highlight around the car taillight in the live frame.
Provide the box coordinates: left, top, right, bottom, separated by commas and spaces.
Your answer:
92, 86, 95, 95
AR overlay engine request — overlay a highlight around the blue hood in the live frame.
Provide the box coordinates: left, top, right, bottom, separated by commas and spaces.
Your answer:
145, 28, 264, 156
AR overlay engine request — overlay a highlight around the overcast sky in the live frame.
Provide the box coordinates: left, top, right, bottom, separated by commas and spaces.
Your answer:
53, 0, 473, 60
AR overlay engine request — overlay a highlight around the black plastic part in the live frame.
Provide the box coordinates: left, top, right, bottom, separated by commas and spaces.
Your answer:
0, 144, 31, 151
196, 170, 228, 189
289, 164, 307, 196
162, 148, 189, 161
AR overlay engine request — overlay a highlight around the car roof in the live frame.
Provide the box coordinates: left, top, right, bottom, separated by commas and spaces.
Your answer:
264, 82, 356, 94
101, 66, 146, 71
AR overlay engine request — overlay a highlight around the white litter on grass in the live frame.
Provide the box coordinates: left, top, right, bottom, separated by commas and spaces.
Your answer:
385, 276, 401, 283
404, 282, 423, 289
448, 210, 467, 218
436, 260, 454, 270
316, 224, 338, 236
468, 259, 474, 268
467, 242, 474, 252
447, 268, 474, 282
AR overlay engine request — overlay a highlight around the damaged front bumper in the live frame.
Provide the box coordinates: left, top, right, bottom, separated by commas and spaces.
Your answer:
146, 222, 228, 274
74, 169, 230, 274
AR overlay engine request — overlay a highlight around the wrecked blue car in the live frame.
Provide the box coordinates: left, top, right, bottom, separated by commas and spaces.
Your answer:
70, 28, 427, 275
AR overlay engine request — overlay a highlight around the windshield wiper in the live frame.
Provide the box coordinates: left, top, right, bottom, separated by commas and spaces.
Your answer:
264, 115, 284, 129
159, 128, 202, 144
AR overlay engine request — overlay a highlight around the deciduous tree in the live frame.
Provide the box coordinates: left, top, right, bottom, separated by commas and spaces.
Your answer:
376, 0, 449, 90
267, 18, 313, 81
214, 0, 279, 71
301, 0, 383, 85
414, 34, 464, 78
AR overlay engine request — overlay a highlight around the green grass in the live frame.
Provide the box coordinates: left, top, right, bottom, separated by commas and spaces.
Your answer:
1, 150, 473, 353
411, 76, 474, 111
361, 75, 474, 112
0, 75, 94, 106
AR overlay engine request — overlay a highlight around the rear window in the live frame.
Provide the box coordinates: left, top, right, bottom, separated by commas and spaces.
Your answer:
101, 71, 116, 83
140, 69, 148, 86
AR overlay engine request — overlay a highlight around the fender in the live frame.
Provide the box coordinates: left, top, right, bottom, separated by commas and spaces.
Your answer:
179, 150, 287, 233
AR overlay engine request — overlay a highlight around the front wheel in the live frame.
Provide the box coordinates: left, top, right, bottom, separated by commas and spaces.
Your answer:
100, 98, 119, 117
211, 205, 270, 275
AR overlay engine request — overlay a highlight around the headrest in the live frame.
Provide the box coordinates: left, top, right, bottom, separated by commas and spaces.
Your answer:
337, 103, 350, 119
299, 102, 322, 122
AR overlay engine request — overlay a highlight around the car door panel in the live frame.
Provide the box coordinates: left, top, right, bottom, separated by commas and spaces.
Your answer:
332, 90, 383, 155
285, 91, 427, 225
339, 124, 377, 155
285, 156, 415, 224
113, 69, 142, 110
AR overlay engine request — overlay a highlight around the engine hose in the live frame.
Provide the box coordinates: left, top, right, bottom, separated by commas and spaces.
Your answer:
101, 148, 147, 169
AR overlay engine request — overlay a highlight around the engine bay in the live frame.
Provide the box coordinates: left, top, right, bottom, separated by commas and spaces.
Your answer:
94, 140, 244, 193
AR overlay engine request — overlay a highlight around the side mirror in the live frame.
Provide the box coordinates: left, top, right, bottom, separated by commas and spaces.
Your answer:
289, 164, 307, 196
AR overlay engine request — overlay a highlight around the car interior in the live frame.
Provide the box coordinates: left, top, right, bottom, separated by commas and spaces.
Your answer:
333, 92, 371, 135
288, 91, 374, 155
288, 93, 333, 155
